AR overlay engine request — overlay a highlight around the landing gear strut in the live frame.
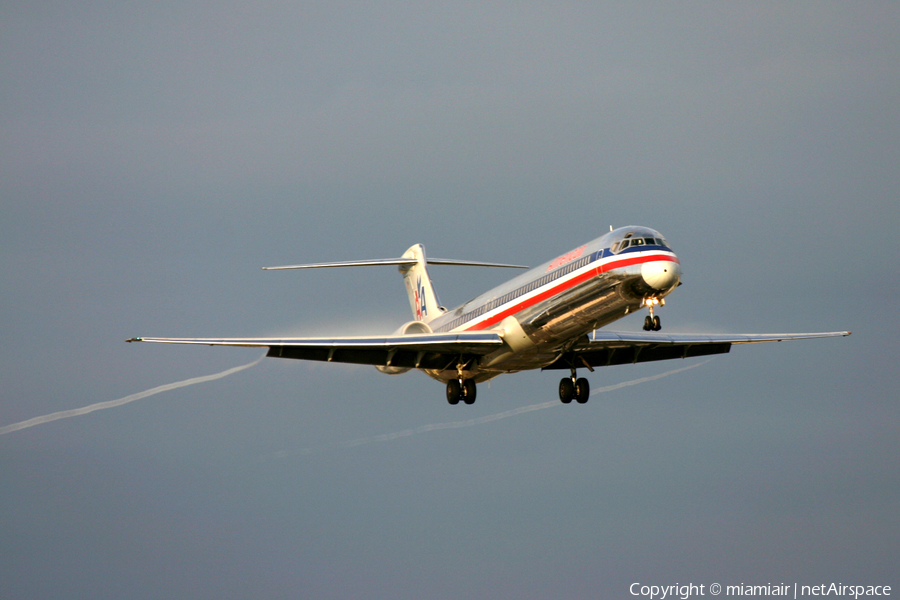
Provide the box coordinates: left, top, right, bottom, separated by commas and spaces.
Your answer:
559, 367, 590, 404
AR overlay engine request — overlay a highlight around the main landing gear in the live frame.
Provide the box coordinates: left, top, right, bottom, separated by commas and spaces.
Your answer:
447, 360, 477, 405
559, 368, 590, 404
642, 297, 663, 331
446, 378, 476, 405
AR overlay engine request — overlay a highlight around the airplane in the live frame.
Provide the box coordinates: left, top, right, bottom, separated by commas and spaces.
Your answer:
127, 226, 849, 405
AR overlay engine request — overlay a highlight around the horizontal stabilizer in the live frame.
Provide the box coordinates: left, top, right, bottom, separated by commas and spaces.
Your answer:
262, 258, 528, 270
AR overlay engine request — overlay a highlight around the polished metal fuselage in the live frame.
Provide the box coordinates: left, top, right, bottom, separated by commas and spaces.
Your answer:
424, 226, 681, 382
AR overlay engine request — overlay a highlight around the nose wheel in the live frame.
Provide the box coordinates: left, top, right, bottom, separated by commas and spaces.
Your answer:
643, 314, 661, 331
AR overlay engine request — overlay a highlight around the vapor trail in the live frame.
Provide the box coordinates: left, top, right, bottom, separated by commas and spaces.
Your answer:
277, 359, 711, 458
0, 355, 266, 435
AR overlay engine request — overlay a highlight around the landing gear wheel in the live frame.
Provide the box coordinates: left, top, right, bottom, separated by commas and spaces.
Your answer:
643, 315, 653, 331
446, 380, 461, 405
462, 379, 477, 405
559, 378, 574, 403
575, 378, 590, 404
652, 315, 661, 331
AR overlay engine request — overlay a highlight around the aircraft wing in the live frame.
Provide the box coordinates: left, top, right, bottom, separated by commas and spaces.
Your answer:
544, 331, 851, 370
127, 332, 504, 370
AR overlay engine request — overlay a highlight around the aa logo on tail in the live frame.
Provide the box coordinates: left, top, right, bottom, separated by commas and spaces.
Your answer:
415, 276, 427, 320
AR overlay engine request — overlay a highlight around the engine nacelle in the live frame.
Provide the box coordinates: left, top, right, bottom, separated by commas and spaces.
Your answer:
393, 320, 434, 336
374, 321, 434, 375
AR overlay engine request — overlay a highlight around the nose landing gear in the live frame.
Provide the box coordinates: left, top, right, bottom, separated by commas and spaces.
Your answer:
642, 297, 663, 331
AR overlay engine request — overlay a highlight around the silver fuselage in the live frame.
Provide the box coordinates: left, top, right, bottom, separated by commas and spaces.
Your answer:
424, 226, 681, 382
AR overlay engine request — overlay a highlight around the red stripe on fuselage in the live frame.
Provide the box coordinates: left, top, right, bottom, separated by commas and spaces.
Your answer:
599, 252, 679, 272
463, 252, 677, 331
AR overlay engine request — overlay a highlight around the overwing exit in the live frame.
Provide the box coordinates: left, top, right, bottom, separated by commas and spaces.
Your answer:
128, 226, 849, 405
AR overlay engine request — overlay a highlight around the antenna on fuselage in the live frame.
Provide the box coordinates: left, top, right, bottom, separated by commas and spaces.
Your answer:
610, 225, 613, 232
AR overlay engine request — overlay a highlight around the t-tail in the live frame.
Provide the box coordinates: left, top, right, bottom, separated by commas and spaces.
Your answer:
260, 247, 527, 326
399, 244, 443, 323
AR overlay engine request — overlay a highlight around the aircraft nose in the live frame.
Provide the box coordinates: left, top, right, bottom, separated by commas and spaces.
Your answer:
641, 259, 681, 291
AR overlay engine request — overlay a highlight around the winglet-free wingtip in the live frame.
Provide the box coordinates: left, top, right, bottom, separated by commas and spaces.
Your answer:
126, 337, 142, 343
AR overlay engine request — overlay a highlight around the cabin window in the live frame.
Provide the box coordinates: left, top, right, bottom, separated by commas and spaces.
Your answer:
620, 239, 630, 250
644, 238, 655, 245
632, 238, 644, 246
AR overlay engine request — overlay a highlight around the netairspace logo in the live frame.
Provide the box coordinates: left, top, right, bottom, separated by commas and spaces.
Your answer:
629, 582, 892, 600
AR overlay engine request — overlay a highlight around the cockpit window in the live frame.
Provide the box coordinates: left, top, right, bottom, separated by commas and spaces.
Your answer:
612, 233, 672, 253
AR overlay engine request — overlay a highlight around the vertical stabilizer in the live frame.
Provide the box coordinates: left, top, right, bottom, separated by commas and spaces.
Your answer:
400, 244, 442, 323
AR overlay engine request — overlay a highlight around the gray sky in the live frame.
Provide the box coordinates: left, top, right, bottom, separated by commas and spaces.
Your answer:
1, 3, 897, 598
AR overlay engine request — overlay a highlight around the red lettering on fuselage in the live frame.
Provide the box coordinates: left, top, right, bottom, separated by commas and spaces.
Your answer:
546, 245, 587, 272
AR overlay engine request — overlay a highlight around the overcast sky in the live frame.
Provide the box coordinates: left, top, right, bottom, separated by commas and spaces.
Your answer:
1, 3, 897, 599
